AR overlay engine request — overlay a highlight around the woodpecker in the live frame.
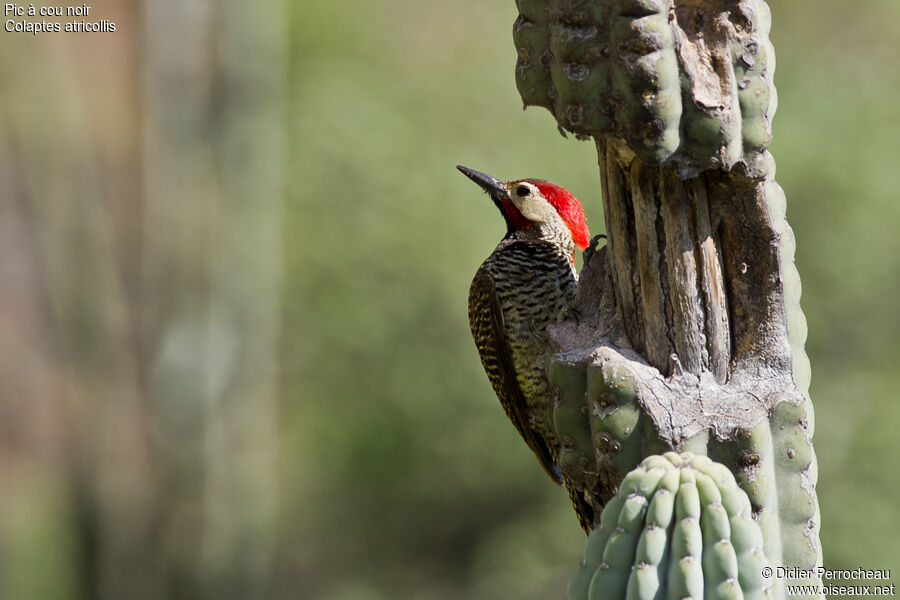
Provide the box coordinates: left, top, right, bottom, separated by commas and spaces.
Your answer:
458, 165, 595, 533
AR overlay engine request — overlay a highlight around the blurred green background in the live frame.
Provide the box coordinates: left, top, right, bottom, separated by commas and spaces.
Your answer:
0, 1, 898, 598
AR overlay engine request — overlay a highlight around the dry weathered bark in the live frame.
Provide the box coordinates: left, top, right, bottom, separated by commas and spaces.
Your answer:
513, 0, 821, 596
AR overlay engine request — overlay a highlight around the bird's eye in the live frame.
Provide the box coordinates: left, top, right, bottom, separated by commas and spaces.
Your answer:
516, 184, 531, 197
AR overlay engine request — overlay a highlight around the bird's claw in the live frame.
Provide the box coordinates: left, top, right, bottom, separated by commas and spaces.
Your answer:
583, 233, 607, 263
559, 304, 582, 326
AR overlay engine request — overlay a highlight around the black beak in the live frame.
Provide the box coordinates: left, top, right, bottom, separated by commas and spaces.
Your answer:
457, 165, 508, 200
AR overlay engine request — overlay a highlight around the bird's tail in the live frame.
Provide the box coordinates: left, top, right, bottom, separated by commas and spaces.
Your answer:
564, 477, 596, 534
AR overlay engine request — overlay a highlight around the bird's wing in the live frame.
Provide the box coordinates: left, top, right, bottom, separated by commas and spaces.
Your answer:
468, 268, 562, 484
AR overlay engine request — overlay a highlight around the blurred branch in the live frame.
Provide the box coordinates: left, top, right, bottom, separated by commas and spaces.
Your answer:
143, 0, 286, 597
0, 1, 286, 598
0, 21, 157, 600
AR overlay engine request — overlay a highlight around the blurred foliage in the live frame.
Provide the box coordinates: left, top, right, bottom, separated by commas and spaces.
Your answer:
0, 0, 898, 599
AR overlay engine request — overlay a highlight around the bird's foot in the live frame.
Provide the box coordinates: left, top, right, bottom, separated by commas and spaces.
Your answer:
582, 234, 607, 263
559, 304, 582, 326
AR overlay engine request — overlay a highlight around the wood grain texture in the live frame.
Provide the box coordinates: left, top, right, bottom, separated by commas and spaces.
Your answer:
630, 160, 670, 371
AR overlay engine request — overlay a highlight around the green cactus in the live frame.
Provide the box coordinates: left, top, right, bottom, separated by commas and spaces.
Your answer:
549, 208, 821, 595
568, 453, 774, 600
512, 0, 823, 597
513, 0, 776, 177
